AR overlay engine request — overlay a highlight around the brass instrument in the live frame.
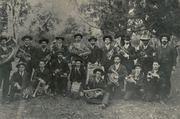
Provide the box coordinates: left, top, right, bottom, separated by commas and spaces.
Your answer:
18, 48, 31, 61
108, 69, 120, 86
146, 71, 160, 81
0, 38, 17, 65
107, 48, 115, 60
83, 88, 104, 99
70, 44, 90, 60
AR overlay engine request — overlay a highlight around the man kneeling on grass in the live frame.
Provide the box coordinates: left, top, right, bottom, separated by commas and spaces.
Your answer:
124, 64, 145, 100
9, 62, 31, 102
32, 60, 51, 97
83, 68, 106, 104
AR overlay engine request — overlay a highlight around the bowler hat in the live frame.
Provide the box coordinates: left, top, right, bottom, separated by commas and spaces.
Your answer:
39, 38, 49, 44
103, 35, 113, 42
21, 35, 33, 41
93, 68, 104, 75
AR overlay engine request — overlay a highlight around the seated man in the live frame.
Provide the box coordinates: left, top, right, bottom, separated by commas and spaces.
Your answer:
9, 62, 31, 102
84, 68, 106, 104
32, 60, 51, 97
124, 64, 145, 100
143, 61, 163, 102
101, 55, 128, 109
69, 59, 86, 97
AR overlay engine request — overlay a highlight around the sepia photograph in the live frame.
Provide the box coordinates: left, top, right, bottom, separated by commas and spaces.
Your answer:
0, 0, 180, 119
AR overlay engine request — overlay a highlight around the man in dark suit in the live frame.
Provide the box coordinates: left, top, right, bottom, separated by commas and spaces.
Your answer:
85, 68, 106, 104
124, 64, 145, 100
19, 35, 37, 73
119, 35, 136, 74
101, 35, 115, 72
87, 37, 103, 64
36, 38, 51, 66
69, 59, 86, 90
156, 34, 177, 101
9, 62, 30, 102
51, 51, 70, 95
101, 55, 128, 109
50, 36, 69, 62
32, 60, 51, 96
138, 35, 155, 74
0, 36, 12, 103
144, 61, 164, 102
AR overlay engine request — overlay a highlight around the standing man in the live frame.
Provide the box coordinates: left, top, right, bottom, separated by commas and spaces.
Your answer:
37, 38, 51, 65
101, 35, 115, 72
69, 33, 91, 63
138, 35, 155, 74
119, 36, 136, 74
87, 36, 103, 64
51, 51, 70, 96
0, 36, 12, 103
157, 34, 177, 101
51, 36, 69, 61
19, 35, 37, 73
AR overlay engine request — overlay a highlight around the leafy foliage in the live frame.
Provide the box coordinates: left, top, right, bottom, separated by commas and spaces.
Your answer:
80, 0, 180, 39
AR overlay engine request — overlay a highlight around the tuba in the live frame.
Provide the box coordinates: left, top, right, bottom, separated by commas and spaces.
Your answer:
0, 37, 17, 65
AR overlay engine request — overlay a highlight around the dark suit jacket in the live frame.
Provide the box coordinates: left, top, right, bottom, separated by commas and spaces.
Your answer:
108, 64, 128, 82
88, 45, 103, 64
11, 71, 30, 89
70, 66, 86, 83
138, 45, 155, 71
33, 68, 50, 84
157, 45, 177, 68
51, 59, 70, 76
0, 46, 13, 77
87, 76, 106, 90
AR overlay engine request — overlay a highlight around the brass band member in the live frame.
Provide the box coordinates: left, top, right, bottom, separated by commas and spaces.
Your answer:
84, 68, 106, 104
101, 35, 115, 72
69, 58, 86, 95
36, 38, 51, 67
101, 55, 128, 109
139, 35, 155, 74
9, 62, 31, 102
51, 36, 69, 62
156, 34, 177, 101
119, 35, 136, 74
0, 36, 13, 103
87, 37, 103, 64
32, 60, 51, 97
124, 64, 145, 100
69, 33, 91, 62
51, 51, 70, 96
144, 61, 163, 102
19, 35, 37, 73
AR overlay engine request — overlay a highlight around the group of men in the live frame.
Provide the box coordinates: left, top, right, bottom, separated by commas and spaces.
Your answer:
0, 32, 178, 108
